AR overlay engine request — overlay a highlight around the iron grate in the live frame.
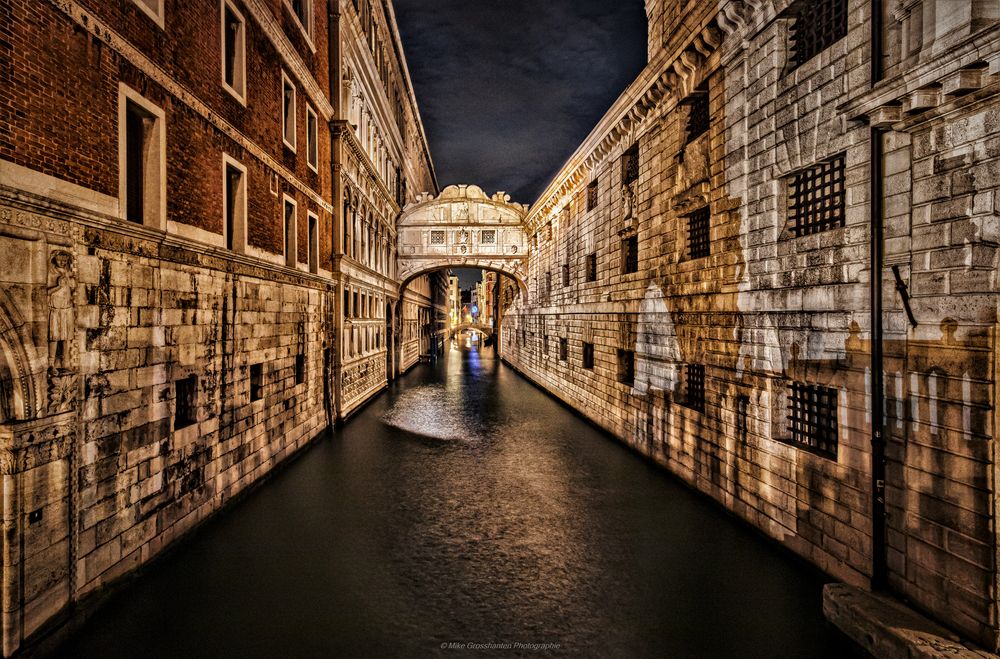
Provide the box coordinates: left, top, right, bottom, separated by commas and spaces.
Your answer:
788, 0, 848, 69
622, 143, 639, 185
587, 180, 599, 211
586, 253, 597, 282
685, 90, 709, 144
685, 364, 705, 412
622, 235, 638, 274
583, 342, 595, 369
687, 207, 711, 259
788, 154, 846, 237
787, 382, 839, 458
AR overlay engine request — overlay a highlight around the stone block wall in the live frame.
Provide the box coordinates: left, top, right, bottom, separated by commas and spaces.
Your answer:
502, 0, 1000, 649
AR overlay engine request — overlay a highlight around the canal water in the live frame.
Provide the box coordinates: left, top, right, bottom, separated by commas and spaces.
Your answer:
60, 342, 858, 658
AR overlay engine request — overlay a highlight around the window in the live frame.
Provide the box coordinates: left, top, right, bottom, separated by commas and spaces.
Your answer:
622, 143, 639, 185
545, 272, 552, 300
119, 85, 165, 229
308, 212, 319, 273
687, 207, 710, 259
685, 86, 709, 144
736, 395, 750, 443
622, 234, 638, 274
221, 0, 246, 103
306, 105, 319, 172
295, 353, 306, 385
787, 382, 839, 458
684, 364, 705, 412
223, 154, 247, 252
283, 196, 298, 266
430, 230, 446, 245
586, 179, 598, 211
582, 342, 594, 370
481, 229, 496, 244
586, 253, 597, 282
132, 0, 164, 27
287, 0, 314, 40
787, 0, 847, 70
543, 335, 549, 356
617, 349, 635, 386
174, 375, 197, 430
562, 264, 569, 287
250, 363, 263, 401
282, 72, 297, 151
559, 338, 568, 362
788, 154, 846, 237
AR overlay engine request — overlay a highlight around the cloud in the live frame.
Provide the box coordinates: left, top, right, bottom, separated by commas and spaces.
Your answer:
394, 0, 647, 204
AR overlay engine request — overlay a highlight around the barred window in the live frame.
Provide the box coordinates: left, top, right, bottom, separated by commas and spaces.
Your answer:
587, 180, 598, 211
622, 234, 638, 274
562, 264, 570, 287
685, 86, 709, 144
586, 253, 597, 282
430, 230, 446, 245
295, 353, 305, 385
559, 338, 568, 361
736, 394, 749, 443
788, 154, 846, 237
684, 364, 705, 412
787, 0, 847, 70
787, 382, 839, 458
481, 229, 496, 244
250, 363, 263, 401
617, 349, 635, 386
687, 207, 710, 259
622, 143, 639, 185
582, 342, 595, 370
545, 271, 552, 300
174, 375, 197, 429
543, 335, 549, 356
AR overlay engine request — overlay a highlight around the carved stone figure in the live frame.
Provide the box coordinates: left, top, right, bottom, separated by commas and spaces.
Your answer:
47, 251, 75, 371
622, 184, 635, 220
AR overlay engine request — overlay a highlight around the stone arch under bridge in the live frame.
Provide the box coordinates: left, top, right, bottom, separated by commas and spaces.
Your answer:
396, 185, 529, 290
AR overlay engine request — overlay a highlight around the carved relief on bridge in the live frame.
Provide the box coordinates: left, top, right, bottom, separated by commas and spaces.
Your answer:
396, 185, 529, 286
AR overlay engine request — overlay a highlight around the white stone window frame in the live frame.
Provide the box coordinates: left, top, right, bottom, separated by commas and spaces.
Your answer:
283, 0, 316, 51
222, 153, 248, 254
118, 83, 167, 231
305, 104, 319, 173
307, 211, 319, 274
283, 193, 298, 267
281, 70, 297, 153
220, 0, 247, 106
132, 0, 165, 29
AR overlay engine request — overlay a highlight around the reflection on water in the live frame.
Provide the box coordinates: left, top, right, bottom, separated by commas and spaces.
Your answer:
60, 341, 858, 658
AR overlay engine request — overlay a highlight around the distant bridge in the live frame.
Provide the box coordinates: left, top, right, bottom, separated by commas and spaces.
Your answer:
450, 323, 494, 338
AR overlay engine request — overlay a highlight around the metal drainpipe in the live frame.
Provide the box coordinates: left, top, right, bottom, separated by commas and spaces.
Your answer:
869, 0, 888, 591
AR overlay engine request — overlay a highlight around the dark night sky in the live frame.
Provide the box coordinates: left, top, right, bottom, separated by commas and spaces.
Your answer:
394, 0, 648, 206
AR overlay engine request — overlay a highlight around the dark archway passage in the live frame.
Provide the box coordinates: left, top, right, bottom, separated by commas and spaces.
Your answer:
59, 343, 859, 658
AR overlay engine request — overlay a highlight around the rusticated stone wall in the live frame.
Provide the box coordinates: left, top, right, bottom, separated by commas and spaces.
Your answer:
502, 0, 1000, 650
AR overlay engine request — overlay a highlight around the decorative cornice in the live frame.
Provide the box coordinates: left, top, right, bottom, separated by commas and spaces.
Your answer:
49, 0, 334, 215
526, 1, 757, 232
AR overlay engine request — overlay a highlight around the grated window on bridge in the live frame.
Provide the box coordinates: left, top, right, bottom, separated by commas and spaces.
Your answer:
430, 230, 446, 245
587, 179, 598, 211
586, 253, 597, 282
559, 338, 568, 362
617, 349, 635, 386
786, 0, 847, 70
787, 153, 846, 237
787, 382, 839, 459
481, 229, 496, 244
582, 342, 595, 370
622, 234, 638, 274
684, 364, 705, 412
684, 83, 709, 144
250, 363, 263, 401
622, 143, 639, 185
687, 206, 711, 259
174, 375, 197, 430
